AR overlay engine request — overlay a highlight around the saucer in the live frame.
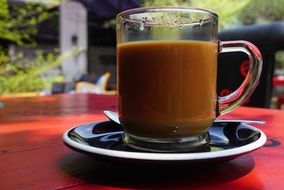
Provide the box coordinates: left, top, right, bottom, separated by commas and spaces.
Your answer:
63, 120, 266, 164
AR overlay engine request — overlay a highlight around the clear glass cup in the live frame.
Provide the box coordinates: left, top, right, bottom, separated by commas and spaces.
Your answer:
116, 7, 262, 152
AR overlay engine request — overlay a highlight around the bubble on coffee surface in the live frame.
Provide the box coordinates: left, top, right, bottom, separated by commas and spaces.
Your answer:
139, 16, 147, 30
124, 22, 129, 32
147, 14, 209, 31
121, 13, 210, 32
173, 126, 179, 134
139, 23, 144, 31
199, 19, 204, 27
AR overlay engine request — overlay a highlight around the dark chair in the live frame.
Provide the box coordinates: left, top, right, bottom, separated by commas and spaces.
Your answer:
218, 21, 284, 108
51, 82, 75, 94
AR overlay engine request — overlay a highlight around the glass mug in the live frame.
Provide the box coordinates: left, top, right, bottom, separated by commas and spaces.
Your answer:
116, 7, 262, 152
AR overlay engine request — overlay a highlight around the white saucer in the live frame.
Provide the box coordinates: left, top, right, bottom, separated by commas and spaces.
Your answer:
63, 120, 266, 164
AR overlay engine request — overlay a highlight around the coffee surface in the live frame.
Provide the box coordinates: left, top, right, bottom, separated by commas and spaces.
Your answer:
117, 40, 218, 138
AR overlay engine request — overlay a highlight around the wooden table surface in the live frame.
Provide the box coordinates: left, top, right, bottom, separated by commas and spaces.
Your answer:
0, 94, 284, 190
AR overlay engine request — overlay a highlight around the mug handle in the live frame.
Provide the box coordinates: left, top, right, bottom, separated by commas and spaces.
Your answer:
218, 40, 263, 115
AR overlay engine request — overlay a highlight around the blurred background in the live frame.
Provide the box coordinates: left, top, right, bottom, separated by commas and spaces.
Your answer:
0, 0, 284, 109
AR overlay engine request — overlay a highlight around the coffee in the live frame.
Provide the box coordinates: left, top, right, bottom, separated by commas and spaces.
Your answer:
117, 7, 262, 152
117, 40, 218, 138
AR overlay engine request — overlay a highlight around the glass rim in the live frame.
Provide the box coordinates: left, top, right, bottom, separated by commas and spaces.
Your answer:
116, 6, 218, 19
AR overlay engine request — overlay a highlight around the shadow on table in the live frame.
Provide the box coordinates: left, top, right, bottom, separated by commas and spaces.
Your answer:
59, 152, 260, 189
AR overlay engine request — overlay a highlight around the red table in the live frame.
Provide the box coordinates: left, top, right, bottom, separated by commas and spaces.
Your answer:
0, 94, 284, 190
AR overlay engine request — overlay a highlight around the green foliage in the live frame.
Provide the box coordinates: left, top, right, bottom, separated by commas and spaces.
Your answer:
0, 48, 80, 94
239, 0, 284, 25
143, 0, 189, 6
0, 50, 58, 94
0, 0, 63, 94
190, 0, 251, 29
0, 0, 59, 46
0, 0, 9, 19
276, 51, 284, 70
